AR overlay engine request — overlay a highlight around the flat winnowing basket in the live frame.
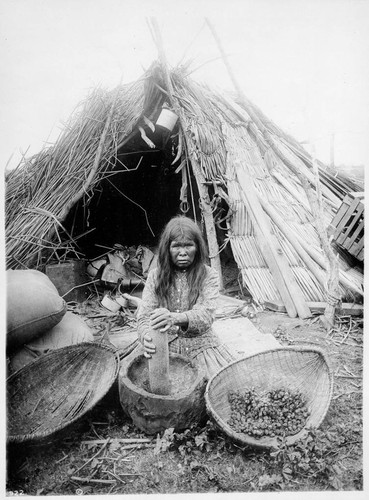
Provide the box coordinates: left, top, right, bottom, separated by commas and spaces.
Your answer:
205, 346, 333, 449
7, 342, 120, 445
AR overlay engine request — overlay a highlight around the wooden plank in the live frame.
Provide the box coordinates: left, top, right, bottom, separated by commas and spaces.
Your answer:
332, 213, 351, 239
336, 202, 364, 245
339, 303, 364, 316
348, 191, 364, 199
331, 195, 352, 226
236, 166, 312, 318
345, 220, 364, 252
264, 300, 287, 313
357, 248, 364, 261
333, 197, 361, 240
307, 302, 363, 316
350, 235, 364, 259
240, 209, 297, 315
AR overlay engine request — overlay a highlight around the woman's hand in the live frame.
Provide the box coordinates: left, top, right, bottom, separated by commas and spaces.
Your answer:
150, 308, 175, 332
142, 332, 156, 359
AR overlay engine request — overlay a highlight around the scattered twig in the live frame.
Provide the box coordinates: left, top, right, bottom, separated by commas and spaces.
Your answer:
86, 313, 120, 319
349, 382, 361, 389
74, 439, 111, 474
343, 365, 359, 377
89, 425, 104, 440
119, 443, 155, 451
105, 470, 141, 478
104, 470, 125, 484
61, 279, 100, 299
333, 391, 361, 400
341, 341, 361, 348
56, 453, 68, 464
81, 438, 152, 445
70, 476, 115, 485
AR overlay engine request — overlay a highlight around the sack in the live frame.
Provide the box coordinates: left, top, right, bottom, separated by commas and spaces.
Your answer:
8, 311, 94, 373
7, 269, 67, 350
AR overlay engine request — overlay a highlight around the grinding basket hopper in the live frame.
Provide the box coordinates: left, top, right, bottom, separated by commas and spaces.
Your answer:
7, 342, 120, 445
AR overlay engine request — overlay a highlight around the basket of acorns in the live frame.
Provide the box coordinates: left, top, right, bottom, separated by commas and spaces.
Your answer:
205, 347, 333, 449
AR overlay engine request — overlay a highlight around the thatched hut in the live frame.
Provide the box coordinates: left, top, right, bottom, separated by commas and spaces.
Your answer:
5, 61, 363, 317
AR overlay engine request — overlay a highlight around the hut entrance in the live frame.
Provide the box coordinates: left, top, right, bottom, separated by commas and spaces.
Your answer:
62, 135, 198, 260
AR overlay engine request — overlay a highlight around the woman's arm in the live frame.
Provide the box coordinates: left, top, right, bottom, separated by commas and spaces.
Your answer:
137, 270, 181, 357
150, 309, 188, 332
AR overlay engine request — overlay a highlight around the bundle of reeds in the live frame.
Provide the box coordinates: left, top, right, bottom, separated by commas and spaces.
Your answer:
217, 112, 362, 306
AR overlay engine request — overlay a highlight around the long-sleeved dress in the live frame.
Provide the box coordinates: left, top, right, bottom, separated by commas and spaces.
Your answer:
136, 265, 236, 379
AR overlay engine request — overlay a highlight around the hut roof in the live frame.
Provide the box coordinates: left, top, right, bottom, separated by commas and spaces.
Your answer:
5, 61, 363, 310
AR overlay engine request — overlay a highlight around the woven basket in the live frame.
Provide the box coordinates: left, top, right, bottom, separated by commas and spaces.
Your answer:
205, 346, 334, 449
7, 342, 120, 444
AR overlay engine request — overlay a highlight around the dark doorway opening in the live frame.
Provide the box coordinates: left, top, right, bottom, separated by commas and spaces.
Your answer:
62, 135, 199, 260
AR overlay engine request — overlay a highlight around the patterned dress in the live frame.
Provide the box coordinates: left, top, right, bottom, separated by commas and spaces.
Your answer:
136, 265, 236, 379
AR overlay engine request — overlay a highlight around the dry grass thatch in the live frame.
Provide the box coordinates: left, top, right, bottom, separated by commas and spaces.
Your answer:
5, 61, 363, 305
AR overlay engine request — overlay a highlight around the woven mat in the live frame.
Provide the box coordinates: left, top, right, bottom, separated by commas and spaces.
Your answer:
108, 313, 280, 358
108, 328, 138, 350
213, 317, 280, 358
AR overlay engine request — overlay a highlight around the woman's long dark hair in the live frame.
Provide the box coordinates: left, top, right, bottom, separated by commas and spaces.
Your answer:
155, 216, 207, 309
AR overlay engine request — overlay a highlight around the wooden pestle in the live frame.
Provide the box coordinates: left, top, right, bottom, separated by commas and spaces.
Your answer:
148, 329, 171, 395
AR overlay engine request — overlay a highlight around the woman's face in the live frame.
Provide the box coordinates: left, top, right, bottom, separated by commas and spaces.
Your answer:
169, 238, 197, 269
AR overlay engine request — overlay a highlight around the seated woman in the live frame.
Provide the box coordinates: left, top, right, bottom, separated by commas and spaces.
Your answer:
137, 215, 236, 380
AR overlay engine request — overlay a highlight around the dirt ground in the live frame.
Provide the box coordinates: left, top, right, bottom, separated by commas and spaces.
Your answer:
6, 300, 364, 496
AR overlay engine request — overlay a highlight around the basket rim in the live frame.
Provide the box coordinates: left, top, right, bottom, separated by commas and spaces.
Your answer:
119, 352, 206, 400
206, 345, 333, 392
7, 341, 120, 444
204, 345, 334, 449
7, 341, 118, 381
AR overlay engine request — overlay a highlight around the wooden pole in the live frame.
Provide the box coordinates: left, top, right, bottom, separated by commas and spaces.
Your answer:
149, 17, 224, 289
330, 133, 335, 168
183, 144, 224, 289
310, 144, 341, 329
206, 19, 310, 317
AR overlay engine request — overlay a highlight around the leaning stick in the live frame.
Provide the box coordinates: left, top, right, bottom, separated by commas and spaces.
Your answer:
148, 17, 224, 290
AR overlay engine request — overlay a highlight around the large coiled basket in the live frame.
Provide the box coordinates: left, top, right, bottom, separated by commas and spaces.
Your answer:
205, 346, 333, 449
7, 342, 120, 445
